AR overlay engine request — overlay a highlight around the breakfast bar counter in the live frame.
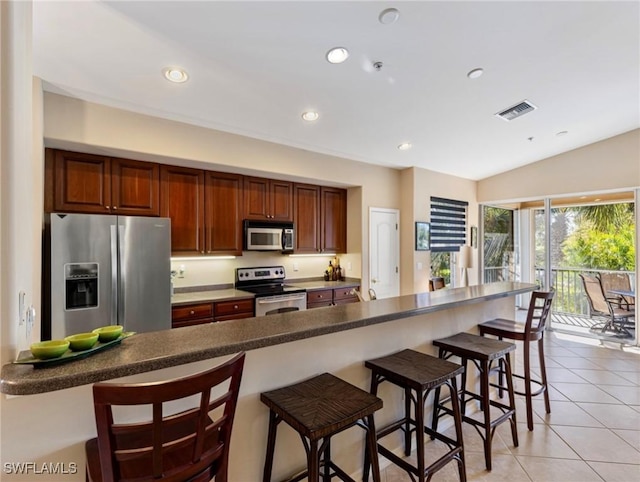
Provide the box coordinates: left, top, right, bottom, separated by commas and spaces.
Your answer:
1, 282, 534, 396
1, 282, 535, 481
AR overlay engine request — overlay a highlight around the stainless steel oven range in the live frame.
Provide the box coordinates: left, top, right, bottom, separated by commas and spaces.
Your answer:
235, 266, 307, 316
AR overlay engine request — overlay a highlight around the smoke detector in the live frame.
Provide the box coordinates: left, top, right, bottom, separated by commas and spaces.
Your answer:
495, 100, 537, 121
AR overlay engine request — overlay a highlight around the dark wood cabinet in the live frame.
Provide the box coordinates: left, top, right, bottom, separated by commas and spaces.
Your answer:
172, 298, 254, 328
320, 187, 347, 254
161, 167, 243, 256
111, 158, 160, 216
214, 298, 254, 321
160, 165, 205, 255
45, 149, 347, 258
333, 286, 360, 305
47, 149, 159, 216
307, 285, 360, 309
171, 302, 214, 328
293, 183, 321, 253
294, 184, 346, 254
243, 176, 293, 221
306, 289, 333, 309
205, 172, 243, 255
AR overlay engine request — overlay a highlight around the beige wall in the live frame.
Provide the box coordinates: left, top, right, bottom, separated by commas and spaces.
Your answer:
478, 129, 640, 202
400, 167, 479, 292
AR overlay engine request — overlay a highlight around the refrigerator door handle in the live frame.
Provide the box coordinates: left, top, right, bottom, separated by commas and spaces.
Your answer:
110, 224, 118, 326
118, 224, 126, 325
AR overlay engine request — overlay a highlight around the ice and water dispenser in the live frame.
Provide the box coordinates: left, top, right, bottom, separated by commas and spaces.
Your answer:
65, 263, 98, 310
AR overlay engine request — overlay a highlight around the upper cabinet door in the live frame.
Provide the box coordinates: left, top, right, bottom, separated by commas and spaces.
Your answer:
294, 183, 321, 253
160, 165, 205, 255
52, 149, 112, 214
321, 187, 347, 254
205, 171, 243, 255
243, 176, 293, 221
243, 176, 270, 220
270, 180, 293, 221
111, 158, 160, 216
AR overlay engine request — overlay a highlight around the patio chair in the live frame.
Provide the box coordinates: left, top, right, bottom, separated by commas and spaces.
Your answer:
599, 272, 635, 311
579, 274, 634, 336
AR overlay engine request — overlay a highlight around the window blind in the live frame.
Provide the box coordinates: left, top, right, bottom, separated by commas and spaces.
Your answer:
430, 196, 468, 252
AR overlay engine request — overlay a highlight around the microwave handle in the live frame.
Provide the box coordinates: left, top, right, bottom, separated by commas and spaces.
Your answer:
281, 229, 286, 250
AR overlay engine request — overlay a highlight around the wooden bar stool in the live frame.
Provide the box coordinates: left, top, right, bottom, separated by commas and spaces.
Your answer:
363, 349, 466, 482
432, 333, 518, 470
479, 290, 555, 431
85, 352, 245, 482
261, 372, 383, 482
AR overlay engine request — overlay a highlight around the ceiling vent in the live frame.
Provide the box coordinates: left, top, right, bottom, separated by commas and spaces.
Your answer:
495, 100, 537, 121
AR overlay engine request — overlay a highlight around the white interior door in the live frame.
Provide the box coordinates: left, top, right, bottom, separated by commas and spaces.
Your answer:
369, 208, 400, 299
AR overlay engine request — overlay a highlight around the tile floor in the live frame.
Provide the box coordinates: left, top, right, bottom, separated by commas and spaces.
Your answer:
381, 331, 640, 482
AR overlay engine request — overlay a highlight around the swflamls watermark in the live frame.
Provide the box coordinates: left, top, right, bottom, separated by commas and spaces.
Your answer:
3, 462, 78, 475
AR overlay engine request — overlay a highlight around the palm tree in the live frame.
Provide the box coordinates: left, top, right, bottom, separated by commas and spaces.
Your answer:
576, 203, 634, 232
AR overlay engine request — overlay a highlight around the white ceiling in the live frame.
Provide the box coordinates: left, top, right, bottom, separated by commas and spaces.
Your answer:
32, 1, 640, 180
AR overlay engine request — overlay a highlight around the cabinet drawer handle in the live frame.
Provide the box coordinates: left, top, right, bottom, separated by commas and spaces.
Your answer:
105, 206, 110, 209
189, 310, 195, 315
113, 206, 117, 210
318, 295, 323, 298
234, 305, 238, 310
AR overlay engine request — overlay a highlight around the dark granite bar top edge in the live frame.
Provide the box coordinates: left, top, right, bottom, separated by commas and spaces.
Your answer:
1, 282, 537, 396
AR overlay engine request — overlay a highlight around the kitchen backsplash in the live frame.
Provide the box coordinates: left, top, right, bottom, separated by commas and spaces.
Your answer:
171, 252, 361, 289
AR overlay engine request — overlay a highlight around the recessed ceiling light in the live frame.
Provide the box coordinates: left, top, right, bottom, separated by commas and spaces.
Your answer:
467, 68, 484, 79
397, 143, 412, 151
556, 130, 569, 137
326, 47, 349, 64
301, 111, 319, 121
379, 8, 400, 25
163, 67, 189, 83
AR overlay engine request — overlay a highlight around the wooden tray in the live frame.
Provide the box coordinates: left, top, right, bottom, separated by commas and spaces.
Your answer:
13, 332, 135, 367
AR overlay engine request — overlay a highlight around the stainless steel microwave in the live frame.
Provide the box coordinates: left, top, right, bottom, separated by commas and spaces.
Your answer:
244, 220, 294, 252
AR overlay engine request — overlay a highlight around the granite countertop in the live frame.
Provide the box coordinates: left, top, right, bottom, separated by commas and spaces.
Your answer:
171, 289, 255, 306
1, 282, 536, 395
170, 279, 361, 305
287, 279, 361, 291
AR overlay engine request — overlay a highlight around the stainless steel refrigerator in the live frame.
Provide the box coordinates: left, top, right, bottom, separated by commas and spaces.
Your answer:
43, 213, 172, 339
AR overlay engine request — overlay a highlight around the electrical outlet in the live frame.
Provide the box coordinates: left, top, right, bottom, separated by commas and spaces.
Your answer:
179, 264, 186, 278
293, 262, 299, 271
417, 262, 423, 270
347, 262, 352, 271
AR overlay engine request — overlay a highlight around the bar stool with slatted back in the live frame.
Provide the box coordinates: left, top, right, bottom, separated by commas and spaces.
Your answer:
432, 333, 518, 471
261, 373, 383, 482
363, 349, 466, 482
85, 352, 245, 482
478, 290, 555, 431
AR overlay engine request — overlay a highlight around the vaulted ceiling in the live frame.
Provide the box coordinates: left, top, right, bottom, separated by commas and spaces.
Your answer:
33, 1, 640, 180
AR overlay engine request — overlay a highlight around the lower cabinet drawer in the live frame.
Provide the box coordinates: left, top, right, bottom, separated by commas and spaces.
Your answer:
333, 286, 359, 302
214, 299, 254, 318
307, 289, 332, 305
172, 303, 213, 321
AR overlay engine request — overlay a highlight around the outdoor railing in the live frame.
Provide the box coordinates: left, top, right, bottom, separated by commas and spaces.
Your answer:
485, 266, 635, 316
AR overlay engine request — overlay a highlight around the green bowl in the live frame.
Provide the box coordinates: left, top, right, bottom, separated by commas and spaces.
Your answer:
65, 332, 99, 351
92, 325, 124, 342
30, 340, 70, 360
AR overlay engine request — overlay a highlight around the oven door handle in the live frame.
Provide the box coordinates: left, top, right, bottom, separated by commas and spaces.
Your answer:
256, 294, 307, 304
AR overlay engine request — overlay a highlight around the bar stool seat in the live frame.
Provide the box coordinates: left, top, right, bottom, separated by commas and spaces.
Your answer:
363, 349, 466, 482
261, 372, 383, 482
432, 333, 518, 471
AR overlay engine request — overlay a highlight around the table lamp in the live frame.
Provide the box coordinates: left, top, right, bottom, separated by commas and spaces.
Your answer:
458, 245, 472, 287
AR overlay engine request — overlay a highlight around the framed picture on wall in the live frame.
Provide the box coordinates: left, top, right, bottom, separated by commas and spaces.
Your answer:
415, 222, 430, 251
